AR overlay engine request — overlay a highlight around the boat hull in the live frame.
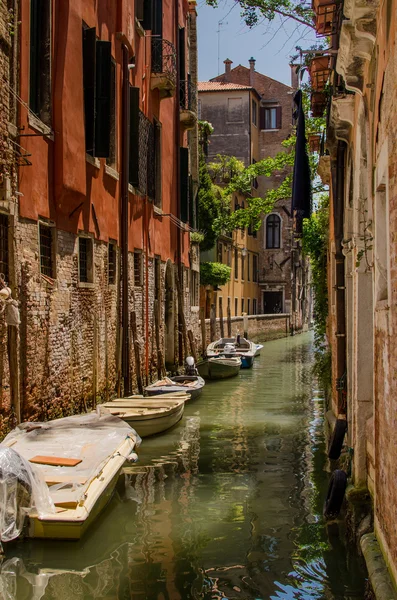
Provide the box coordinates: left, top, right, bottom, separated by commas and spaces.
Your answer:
254, 344, 264, 357
197, 358, 240, 380
145, 376, 205, 401
110, 405, 184, 437
240, 354, 254, 368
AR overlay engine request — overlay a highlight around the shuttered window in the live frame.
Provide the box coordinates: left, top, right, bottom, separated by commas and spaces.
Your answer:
266, 214, 281, 248
39, 223, 54, 278
0, 214, 9, 282
82, 27, 112, 157
129, 86, 140, 187
136, 0, 153, 29
259, 106, 282, 130
30, 0, 51, 124
180, 147, 189, 223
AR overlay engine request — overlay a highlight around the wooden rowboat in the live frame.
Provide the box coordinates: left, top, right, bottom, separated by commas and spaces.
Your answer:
99, 397, 185, 437
197, 355, 241, 380
206, 337, 256, 369
145, 375, 205, 400
0, 414, 140, 542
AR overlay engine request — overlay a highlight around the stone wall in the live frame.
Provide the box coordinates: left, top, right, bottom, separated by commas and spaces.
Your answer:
202, 313, 292, 351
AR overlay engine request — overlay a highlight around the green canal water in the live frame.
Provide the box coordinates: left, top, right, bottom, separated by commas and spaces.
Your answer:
1, 332, 368, 599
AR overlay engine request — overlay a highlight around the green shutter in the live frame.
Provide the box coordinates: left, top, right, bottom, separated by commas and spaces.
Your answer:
83, 27, 96, 155
129, 86, 140, 187
94, 41, 112, 157
180, 147, 189, 223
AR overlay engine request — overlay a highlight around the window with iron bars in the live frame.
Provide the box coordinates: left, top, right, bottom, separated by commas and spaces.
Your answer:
39, 223, 54, 278
79, 236, 93, 283
0, 214, 8, 282
134, 251, 142, 286
137, 110, 155, 199
108, 241, 116, 285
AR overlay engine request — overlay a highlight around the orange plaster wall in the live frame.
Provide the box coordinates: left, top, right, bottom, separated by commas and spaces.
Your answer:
18, 0, 191, 266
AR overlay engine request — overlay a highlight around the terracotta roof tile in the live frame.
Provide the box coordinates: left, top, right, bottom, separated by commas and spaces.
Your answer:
198, 81, 253, 92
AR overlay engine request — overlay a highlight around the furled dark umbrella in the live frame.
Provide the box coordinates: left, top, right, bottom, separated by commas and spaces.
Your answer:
291, 89, 312, 234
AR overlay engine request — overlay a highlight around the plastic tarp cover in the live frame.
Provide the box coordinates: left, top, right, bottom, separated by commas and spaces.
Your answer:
0, 413, 141, 543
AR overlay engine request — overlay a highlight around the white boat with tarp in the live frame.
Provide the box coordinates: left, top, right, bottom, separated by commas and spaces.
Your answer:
0, 413, 141, 544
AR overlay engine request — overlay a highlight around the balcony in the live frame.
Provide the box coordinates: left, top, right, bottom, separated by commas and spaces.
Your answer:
312, 0, 339, 36
179, 78, 197, 130
151, 38, 177, 99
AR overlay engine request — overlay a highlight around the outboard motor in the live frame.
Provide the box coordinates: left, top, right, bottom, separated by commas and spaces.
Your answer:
224, 343, 236, 354
185, 356, 197, 376
0, 447, 33, 546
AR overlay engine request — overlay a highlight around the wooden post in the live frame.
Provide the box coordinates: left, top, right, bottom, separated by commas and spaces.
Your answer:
154, 299, 165, 379
243, 313, 248, 339
104, 303, 109, 402
8, 326, 20, 423
210, 303, 216, 342
219, 300, 224, 338
131, 312, 143, 395
227, 303, 232, 337
175, 271, 189, 360
200, 307, 206, 355
187, 329, 198, 363
92, 313, 98, 408
116, 326, 122, 397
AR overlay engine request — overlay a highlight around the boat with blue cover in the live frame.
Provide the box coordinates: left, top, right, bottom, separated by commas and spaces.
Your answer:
206, 336, 256, 369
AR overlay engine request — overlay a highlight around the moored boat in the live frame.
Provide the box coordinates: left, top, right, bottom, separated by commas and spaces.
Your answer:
197, 355, 241, 380
99, 397, 185, 437
255, 344, 264, 357
0, 413, 140, 543
206, 337, 256, 369
145, 375, 205, 400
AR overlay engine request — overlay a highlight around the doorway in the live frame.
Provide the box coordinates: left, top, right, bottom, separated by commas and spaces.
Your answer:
263, 291, 283, 314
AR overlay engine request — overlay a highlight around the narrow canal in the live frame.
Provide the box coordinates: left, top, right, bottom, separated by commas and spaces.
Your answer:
1, 333, 368, 599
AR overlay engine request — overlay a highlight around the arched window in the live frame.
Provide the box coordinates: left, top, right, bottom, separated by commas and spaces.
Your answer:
266, 214, 281, 249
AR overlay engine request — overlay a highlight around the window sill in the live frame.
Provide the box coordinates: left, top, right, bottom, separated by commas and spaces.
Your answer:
105, 164, 119, 180
191, 306, 200, 313
135, 18, 145, 37
375, 299, 389, 312
153, 205, 163, 215
40, 273, 57, 287
78, 281, 95, 289
108, 283, 117, 289
86, 154, 100, 169
28, 112, 53, 140
261, 129, 280, 132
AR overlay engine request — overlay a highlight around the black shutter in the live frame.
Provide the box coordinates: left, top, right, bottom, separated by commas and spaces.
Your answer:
29, 0, 40, 114
83, 27, 96, 155
259, 106, 265, 130
188, 175, 194, 228
94, 41, 112, 157
143, 0, 153, 30
129, 86, 140, 187
276, 105, 282, 129
152, 0, 163, 36
180, 147, 189, 223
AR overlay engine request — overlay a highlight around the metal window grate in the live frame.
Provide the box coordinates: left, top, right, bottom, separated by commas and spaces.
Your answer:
79, 237, 89, 282
108, 242, 116, 285
138, 110, 155, 199
134, 252, 142, 286
39, 223, 53, 277
0, 214, 9, 281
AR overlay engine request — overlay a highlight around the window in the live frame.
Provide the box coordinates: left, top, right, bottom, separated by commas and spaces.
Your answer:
247, 299, 250, 315
39, 223, 54, 278
234, 249, 238, 279
190, 270, 199, 306
266, 214, 281, 249
226, 246, 231, 266
219, 296, 223, 316
0, 214, 9, 282
180, 147, 189, 223
136, 0, 153, 29
228, 97, 243, 122
134, 252, 143, 286
154, 120, 162, 207
253, 298, 257, 315
247, 254, 250, 281
106, 59, 117, 169
252, 99, 257, 126
30, 0, 51, 125
253, 254, 258, 282
217, 242, 223, 263
108, 241, 116, 285
251, 158, 258, 190
234, 297, 238, 316
260, 106, 282, 130
241, 253, 245, 280
198, 99, 202, 120
241, 298, 245, 314
154, 256, 161, 300
82, 26, 112, 157
79, 236, 94, 283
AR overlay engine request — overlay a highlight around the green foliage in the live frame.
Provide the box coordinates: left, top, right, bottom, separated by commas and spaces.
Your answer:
205, 0, 314, 28
190, 231, 205, 244
302, 193, 331, 392
200, 262, 232, 287
197, 152, 230, 251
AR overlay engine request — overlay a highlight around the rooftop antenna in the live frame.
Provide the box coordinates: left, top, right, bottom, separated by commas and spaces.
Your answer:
217, 20, 228, 75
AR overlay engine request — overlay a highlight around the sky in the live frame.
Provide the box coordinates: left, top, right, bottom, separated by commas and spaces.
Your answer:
197, 0, 317, 86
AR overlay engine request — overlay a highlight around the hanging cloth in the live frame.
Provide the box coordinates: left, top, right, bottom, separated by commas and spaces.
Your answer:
291, 89, 312, 234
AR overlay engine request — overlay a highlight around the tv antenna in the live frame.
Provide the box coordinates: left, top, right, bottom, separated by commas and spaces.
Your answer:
217, 20, 228, 75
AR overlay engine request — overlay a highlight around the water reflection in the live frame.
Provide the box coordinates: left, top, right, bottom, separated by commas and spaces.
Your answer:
2, 333, 366, 599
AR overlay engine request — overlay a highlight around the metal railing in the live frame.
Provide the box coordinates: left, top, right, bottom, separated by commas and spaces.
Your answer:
151, 38, 177, 84
179, 78, 197, 111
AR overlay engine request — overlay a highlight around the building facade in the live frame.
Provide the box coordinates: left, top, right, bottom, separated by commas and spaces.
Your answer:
198, 59, 309, 329
0, 0, 200, 430
313, 0, 397, 588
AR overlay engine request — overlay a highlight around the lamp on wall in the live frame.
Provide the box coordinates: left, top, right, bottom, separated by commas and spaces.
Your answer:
241, 247, 248, 257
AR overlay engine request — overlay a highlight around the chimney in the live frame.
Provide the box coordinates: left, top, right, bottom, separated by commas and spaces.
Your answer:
290, 64, 299, 89
249, 57, 256, 87
224, 58, 233, 81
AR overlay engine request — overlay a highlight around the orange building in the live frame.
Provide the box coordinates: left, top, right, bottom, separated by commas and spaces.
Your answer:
0, 0, 200, 422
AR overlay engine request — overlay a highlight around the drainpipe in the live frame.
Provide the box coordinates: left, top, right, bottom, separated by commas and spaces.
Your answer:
175, 2, 183, 366
121, 44, 131, 395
